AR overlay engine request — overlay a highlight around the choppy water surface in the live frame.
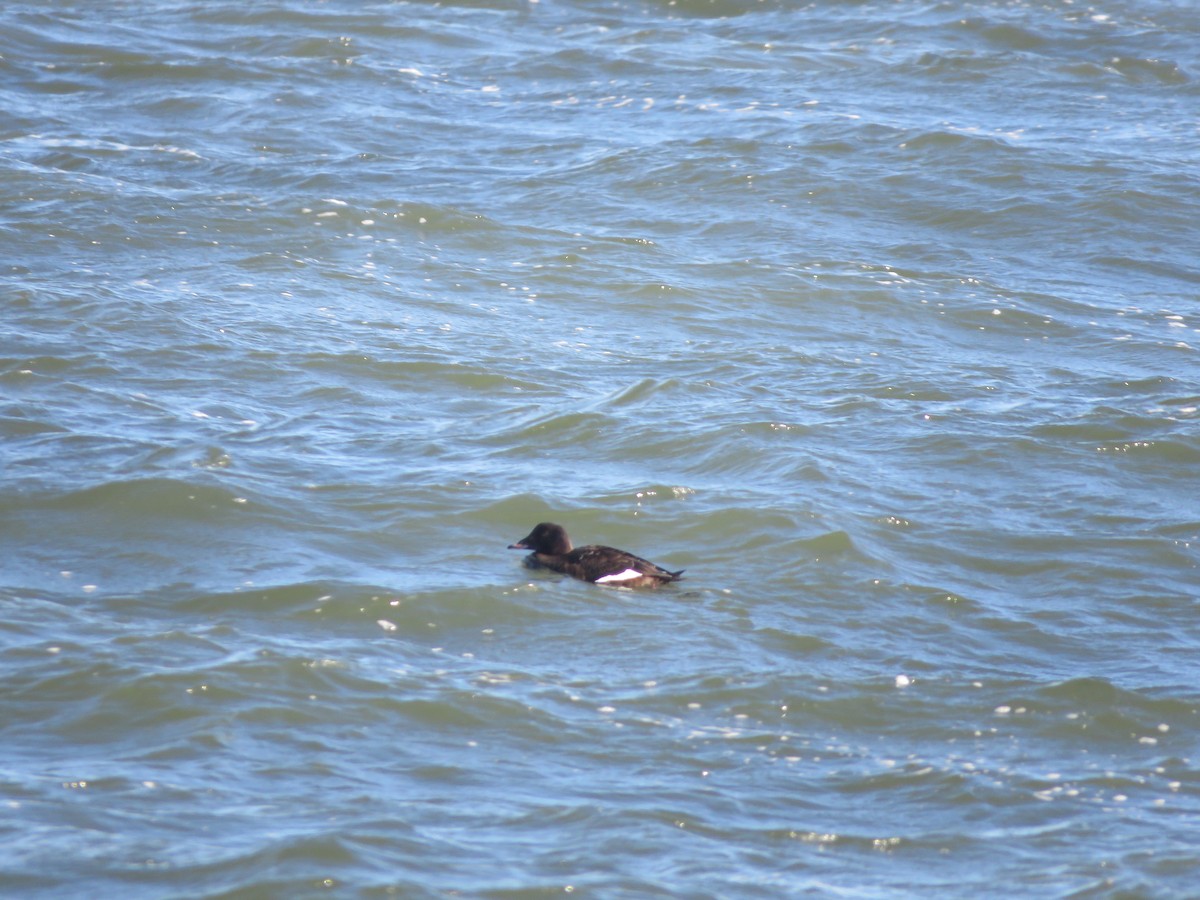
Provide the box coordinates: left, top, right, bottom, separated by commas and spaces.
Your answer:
3, 0, 1199, 896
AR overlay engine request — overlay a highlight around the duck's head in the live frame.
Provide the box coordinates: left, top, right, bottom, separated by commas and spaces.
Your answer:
508, 522, 573, 555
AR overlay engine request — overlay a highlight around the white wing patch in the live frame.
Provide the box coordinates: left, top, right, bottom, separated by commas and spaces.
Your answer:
595, 568, 643, 584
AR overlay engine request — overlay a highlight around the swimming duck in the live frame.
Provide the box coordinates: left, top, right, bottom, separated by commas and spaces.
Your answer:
508, 522, 683, 589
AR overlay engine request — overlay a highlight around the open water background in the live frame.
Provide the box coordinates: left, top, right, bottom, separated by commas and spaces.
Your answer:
3, 0, 1200, 896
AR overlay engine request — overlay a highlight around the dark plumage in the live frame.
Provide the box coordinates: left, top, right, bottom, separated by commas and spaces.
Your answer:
507, 522, 683, 589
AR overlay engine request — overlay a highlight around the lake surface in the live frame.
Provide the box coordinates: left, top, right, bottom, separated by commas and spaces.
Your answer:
2, 0, 1199, 896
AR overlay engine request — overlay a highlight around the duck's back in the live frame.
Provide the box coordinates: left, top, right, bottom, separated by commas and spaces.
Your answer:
560, 544, 683, 587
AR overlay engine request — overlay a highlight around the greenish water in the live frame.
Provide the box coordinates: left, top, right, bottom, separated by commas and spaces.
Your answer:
2, 0, 1199, 896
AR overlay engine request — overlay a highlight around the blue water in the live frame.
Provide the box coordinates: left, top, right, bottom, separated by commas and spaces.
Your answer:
3, 0, 1199, 896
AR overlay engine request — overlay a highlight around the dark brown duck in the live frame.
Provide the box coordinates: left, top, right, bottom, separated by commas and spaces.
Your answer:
508, 522, 683, 589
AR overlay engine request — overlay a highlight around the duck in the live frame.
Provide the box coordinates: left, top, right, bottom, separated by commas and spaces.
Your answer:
508, 522, 683, 589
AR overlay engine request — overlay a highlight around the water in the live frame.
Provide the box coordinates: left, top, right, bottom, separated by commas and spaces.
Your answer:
2, 0, 1199, 896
